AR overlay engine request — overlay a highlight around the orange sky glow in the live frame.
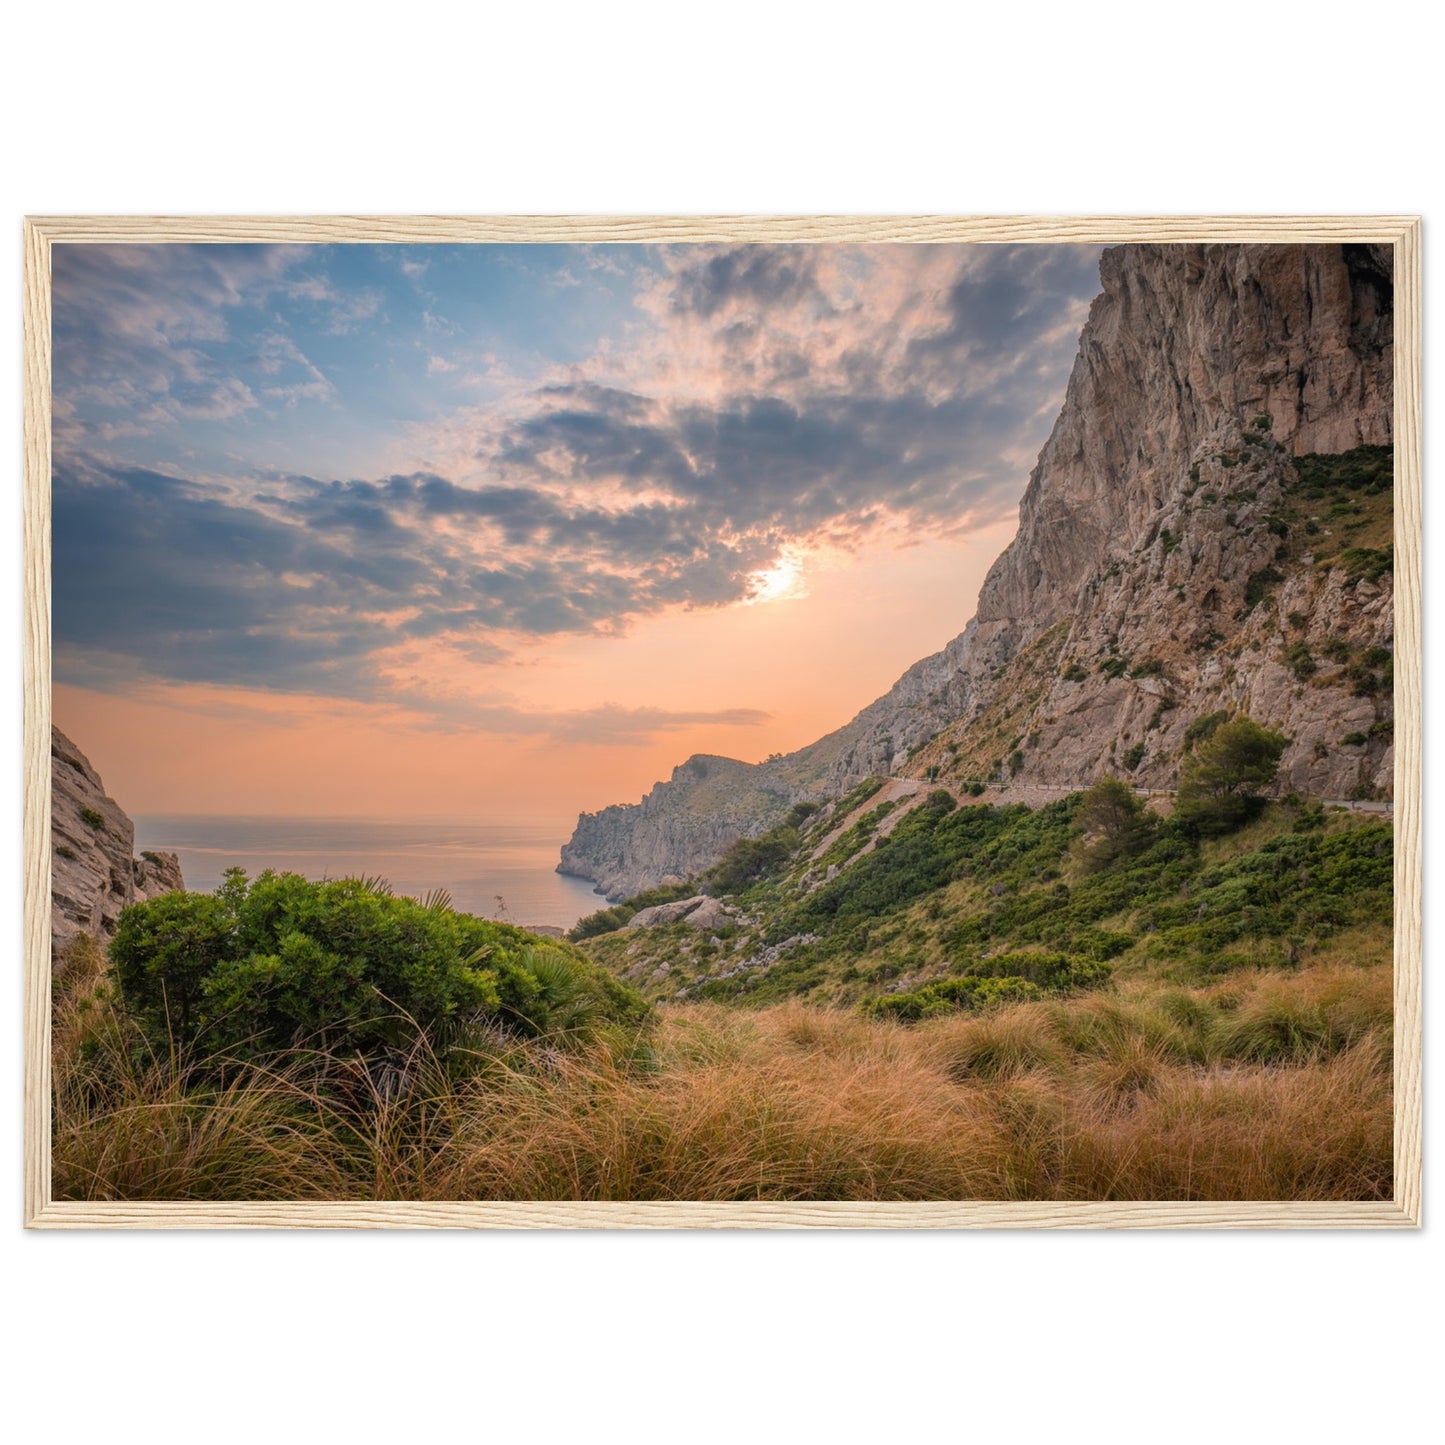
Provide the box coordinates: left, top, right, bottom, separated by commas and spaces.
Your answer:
51, 241, 1104, 830
55, 521, 1016, 825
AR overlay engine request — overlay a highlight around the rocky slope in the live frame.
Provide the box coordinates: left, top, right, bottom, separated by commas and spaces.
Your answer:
561, 243, 1394, 900
51, 726, 183, 956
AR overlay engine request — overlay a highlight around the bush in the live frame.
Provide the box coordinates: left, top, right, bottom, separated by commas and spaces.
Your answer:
1337, 546, 1393, 584
80, 808, 106, 830
110, 869, 648, 1067
860, 975, 1044, 1022
1294, 445, 1392, 497
705, 824, 802, 895
1244, 566, 1284, 610
569, 880, 696, 940
1073, 777, 1153, 873
1281, 642, 1317, 681
1174, 715, 1287, 836
1183, 710, 1231, 751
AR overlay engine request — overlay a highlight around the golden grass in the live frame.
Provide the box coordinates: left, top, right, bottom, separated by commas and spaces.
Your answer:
51, 948, 1393, 1204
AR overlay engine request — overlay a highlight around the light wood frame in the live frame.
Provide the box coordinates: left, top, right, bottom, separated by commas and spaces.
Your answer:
22, 215, 1423, 1229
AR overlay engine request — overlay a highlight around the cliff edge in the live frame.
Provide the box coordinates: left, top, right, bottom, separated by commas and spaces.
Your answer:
561, 243, 1395, 900
51, 726, 184, 957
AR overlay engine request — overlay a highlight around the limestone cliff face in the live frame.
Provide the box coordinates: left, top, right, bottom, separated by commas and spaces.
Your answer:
905, 243, 1394, 797
51, 727, 184, 957
561, 244, 1395, 900
559, 754, 800, 901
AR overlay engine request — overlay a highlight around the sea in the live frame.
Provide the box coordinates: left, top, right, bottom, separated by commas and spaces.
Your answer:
131, 815, 607, 933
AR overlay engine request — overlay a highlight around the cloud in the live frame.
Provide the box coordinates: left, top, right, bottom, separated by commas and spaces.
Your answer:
391, 697, 773, 745
283, 273, 383, 332
669, 246, 828, 319
51, 244, 329, 441
52, 241, 1107, 730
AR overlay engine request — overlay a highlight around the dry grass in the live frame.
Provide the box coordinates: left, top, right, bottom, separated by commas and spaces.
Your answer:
51, 945, 1393, 1203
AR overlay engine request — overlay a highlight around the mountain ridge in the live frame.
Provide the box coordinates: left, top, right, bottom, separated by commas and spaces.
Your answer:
559, 243, 1394, 901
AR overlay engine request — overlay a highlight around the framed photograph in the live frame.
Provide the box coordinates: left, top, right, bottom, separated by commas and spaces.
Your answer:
22, 215, 1421, 1228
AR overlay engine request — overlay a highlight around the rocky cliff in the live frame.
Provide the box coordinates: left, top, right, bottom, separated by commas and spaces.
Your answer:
561, 243, 1395, 900
52, 726, 184, 956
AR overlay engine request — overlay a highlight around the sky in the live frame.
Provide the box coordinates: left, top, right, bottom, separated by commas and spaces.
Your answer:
51, 240, 1105, 825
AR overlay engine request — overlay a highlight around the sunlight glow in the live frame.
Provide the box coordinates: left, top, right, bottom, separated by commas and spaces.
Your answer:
746, 553, 808, 604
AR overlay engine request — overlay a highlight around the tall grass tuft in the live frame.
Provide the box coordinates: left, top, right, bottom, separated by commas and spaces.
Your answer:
52, 942, 1393, 1204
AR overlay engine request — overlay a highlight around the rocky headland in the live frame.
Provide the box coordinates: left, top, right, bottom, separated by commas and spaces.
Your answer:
561, 243, 1395, 901
51, 726, 183, 957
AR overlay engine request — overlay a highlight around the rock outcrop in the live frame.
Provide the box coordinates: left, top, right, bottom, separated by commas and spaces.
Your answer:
559, 753, 807, 902
51, 726, 184, 957
625, 894, 737, 932
561, 244, 1395, 899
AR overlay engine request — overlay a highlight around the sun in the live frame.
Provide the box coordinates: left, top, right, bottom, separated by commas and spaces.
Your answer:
746, 553, 808, 604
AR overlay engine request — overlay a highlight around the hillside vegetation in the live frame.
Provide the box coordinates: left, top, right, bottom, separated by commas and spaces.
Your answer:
576, 778, 1390, 1012
53, 939, 1390, 1202
52, 744, 1392, 1204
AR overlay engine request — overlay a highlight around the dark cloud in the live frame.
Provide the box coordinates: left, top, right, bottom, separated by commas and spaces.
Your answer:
670, 247, 827, 318
493, 384, 1046, 540
905, 245, 1103, 372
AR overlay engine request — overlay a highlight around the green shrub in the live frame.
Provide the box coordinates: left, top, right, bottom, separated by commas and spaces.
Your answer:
1121, 743, 1146, 771
1281, 642, 1317, 681
110, 869, 648, 1067
860, 975, 1044, 1022
80, 808, 106, 830
56, 844, 77, 861
1072, 777, 1153, 873
1174, 715, 1287, 836
1294, 445, 1392, 497
1337, 546, 1393, 584
960, 952, 1113, 991
1183, 710, 1231, 751
705, 824, 802, 895
1244, 566, 1284, 611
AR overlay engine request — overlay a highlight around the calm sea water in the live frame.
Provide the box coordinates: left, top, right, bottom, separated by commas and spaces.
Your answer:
132, 815, 606, 932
